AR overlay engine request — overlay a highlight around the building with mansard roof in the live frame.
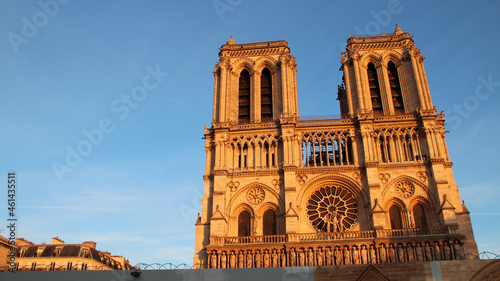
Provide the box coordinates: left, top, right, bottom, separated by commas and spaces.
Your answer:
193, 25, 478, 269
10, 236, 133, 271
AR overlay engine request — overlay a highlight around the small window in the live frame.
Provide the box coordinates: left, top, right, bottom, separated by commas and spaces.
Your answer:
389, 205, 403, 229
263, 209, 277, 236
413, 203, 427, 228
238, 210, 251, 237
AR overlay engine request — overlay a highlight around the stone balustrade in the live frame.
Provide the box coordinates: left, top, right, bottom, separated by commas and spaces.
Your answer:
209, 226, 459, 246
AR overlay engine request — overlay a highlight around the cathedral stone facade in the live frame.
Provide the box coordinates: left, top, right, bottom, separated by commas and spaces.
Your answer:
193, 26, 478, 269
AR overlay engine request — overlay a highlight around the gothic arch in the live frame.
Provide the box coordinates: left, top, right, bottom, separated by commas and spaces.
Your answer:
228, 203, 255, 237
297, 173, 366, 206
408, 196, 431, 210
409, 196, 439, 227
382, 51, 403, 66
384, 197, 409, 229
257, 202, 280, 217
257, 202, 280, 236
384, 197, 407, 212
229, 182, 284, 216
381, 175, 436, 205
297, 173, 368, 232
360, 52, 383, 68
233, 203, 255, 217
233, 59, 255, 76
254, 57, 278, 73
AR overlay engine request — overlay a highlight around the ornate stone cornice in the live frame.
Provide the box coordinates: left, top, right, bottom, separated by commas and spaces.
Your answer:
429, 158, 445, 164
376, 162, 428, 169
219, 40, 290, 59
213, 170, 228, 176
296, 166, 359, 174
444, 161, 453, 168
227, 170, 280, 177
283, 166, 297, 172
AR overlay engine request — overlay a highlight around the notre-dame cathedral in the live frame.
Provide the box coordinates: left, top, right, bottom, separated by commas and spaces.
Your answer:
193, 25, 478, 269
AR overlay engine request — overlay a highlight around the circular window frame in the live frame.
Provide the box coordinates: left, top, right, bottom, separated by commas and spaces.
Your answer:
306, 185, 358, 232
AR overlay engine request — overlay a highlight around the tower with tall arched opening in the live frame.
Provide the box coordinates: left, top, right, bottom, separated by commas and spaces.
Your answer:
194, 27, 477, 269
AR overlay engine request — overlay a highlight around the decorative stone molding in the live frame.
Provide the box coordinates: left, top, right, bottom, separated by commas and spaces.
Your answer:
379, 173, 390, 184
353, 172, 361, 183
227, 181, 240, 192
416, 171, 426, 182
296, 175, 308, 186
247, 187, 265, 205
395, 181, 415, 198
271, 179, 282, 189
306, 185, 358, 232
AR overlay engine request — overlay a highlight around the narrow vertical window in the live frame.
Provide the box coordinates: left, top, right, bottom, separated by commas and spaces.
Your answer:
380, 136, 392, 163
239, 70, 251, 123
261, 68, 273, 122
263, 209, 277, 236
413, 203, 427, 228
238, 210, 251, 237
367, 63, 383, 116
387, 61, 404, 114
389, 205, 403, 229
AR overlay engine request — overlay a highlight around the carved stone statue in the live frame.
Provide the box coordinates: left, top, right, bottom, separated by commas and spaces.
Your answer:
272, 250, 279, 267
220, 252, 227, 269
290, 249, 296, 266
246, 251, 253, 268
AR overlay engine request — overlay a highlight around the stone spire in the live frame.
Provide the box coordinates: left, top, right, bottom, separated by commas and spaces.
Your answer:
226, 35, 236, 45
394, 24, 404, 35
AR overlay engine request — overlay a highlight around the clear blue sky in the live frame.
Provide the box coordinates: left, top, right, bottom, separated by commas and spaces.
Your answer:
1, 1, 499, 266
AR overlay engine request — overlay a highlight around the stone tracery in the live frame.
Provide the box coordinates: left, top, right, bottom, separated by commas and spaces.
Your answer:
195, 30, 477, 269
306, 185, 358, 232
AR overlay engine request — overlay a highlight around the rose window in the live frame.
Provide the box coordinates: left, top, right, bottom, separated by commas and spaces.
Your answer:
395, 181, 415, 198
247, 187, 265, 205
306, 185, 358, 232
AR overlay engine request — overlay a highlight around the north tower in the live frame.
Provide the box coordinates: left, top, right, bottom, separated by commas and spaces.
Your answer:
194, 26, 477, 269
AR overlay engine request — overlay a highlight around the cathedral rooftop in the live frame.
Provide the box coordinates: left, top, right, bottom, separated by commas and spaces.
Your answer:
347, 24, 412, 46
219, 37, 288, 51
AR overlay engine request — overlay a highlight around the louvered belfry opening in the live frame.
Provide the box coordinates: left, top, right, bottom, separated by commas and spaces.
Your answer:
260, 68, 273, 122
387, 61, 405, 114
238, 70, 251, 124
367, 63, 383, 116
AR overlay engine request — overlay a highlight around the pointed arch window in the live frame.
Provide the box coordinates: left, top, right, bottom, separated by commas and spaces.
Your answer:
238, 70, 251, 123
387, 61, 405, 114
389, 205, 403, 229
263, 209, 277, 236
238, 210, 251, 237
367, 63, 383, 116
413, 203, 427, 228
261, 68, 273, 122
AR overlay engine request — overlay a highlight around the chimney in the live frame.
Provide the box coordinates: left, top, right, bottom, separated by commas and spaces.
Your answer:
51, 237, 65, 245
82, 241, 97, 249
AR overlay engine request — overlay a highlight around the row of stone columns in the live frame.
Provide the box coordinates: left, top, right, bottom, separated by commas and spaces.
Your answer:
374, 130, 422, 163
228, 139, 279, 170
302, 135, 355, 167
